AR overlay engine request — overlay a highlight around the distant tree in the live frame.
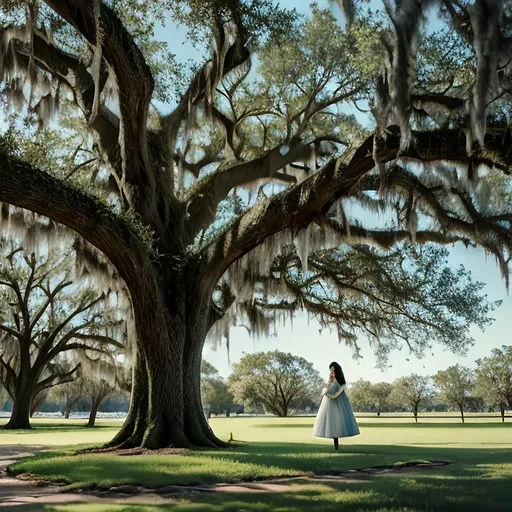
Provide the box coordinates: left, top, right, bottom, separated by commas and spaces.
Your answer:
347, 379, 373, 412
228, 351, 323, 417
203, 380, 233, 418
433, 365, 474, 423
201, 360, 233, 418
201, 361, 220, 379
84, 377, 116, 428
50, 378, 86, 419
349, 379, 392, 416
391, 374, 432, 423
464, 396, 486, 414
30, 388, 49, 417
0, 244, 124, 429
474, 346, 512, 423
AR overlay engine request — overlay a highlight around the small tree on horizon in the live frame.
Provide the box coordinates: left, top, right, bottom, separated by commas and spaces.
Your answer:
50, 377, 86, 419
391, 374, 433, 423
228, 350, 323, 417
474, 346, 512, 423
201, 360, 234, 418
84, 376, 116, 428
349, 380, 393, 416
433, 365, 474, 423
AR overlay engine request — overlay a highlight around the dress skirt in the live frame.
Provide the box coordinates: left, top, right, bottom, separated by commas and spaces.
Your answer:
313, 382, 360, 439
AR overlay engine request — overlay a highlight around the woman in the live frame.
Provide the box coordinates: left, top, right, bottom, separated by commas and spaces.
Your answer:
313, 361, 360, 451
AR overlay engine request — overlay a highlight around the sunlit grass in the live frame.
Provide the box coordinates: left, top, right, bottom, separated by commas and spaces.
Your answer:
0, 418, 122, 446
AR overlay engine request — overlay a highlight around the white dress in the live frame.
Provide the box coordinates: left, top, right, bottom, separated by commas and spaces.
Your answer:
313, 380, 360, 438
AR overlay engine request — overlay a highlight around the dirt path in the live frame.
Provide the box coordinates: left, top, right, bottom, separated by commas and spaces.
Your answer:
0, 445, 451, 508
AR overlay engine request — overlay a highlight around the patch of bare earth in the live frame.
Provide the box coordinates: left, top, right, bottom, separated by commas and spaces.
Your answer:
75, 446, 187, 456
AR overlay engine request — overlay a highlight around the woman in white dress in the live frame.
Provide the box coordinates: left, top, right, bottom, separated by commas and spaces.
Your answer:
313, 361, 360, 451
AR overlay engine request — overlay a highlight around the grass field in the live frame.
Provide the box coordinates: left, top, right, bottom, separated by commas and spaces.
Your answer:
2, 414, 512, 511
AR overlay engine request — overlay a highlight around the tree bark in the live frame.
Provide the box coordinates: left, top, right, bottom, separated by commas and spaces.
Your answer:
182, 283, 227, 448
501, 404, 505, 423
4, 382, 33, 429
87, 398, 99, 428
3, 348, 35, 429
107, 347, 148, 448
459, 404, 465, 423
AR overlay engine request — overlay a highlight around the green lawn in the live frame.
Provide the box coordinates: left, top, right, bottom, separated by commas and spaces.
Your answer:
3, 414, 512, 511
0, 418, 122, 445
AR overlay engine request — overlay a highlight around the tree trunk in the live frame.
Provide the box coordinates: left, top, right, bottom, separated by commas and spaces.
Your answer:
413, 406, 418, 424
459, 404, 465, 423
107, 347, 148, 448
182, 292, 226, 448
3, 363, 34, 430
88, 398, 99, 427
4, 385, 32, 430
377, 411, 381, 417
3, 342, 36, 430
501, 404, 505, 423
64, 402, 71, 419
107, 271, 226, 449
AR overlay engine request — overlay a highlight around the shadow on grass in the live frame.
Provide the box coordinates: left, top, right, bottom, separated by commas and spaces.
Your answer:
192, 441, 512, 475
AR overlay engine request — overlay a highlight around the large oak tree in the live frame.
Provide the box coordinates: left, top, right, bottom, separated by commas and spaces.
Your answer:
0, 243, 123, 429
1, 0, 512, 448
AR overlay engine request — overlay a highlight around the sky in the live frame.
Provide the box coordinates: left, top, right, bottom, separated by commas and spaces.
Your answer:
154, 0, 511, 383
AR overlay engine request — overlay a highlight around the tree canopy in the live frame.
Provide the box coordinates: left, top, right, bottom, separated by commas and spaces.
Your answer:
349, 379, 393, 416
474, 346, 512, 419
200, 360, 233, 417
433, 364, 474, 422
228, 350, 323, 416
390, 374, 433, 422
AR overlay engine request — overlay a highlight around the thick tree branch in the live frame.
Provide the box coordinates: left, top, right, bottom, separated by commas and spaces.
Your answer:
0, 151, 152, 278
71, 333, 124, 349
203, 125, 512, 284
43, 0, 163, 229
9, 31, 121, 176
35, 363, 81, 394
184, 136, 334, 241
0, 324, 21, 340
36, 296, 104, 366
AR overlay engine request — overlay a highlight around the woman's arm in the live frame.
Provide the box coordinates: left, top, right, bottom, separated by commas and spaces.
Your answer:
326, 383, 345, 398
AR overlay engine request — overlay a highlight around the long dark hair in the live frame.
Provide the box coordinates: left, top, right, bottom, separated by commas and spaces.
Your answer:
330, 361, 346, 386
